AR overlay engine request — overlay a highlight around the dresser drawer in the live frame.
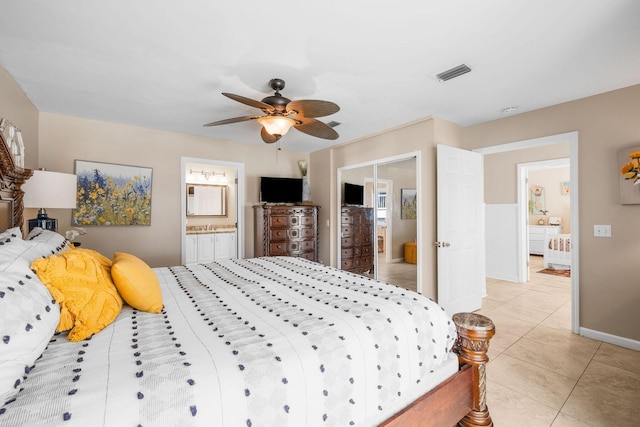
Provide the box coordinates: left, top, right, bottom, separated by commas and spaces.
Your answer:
299, 215, 314, 226
269, 242, 288, 255
299, 240, 316, 252
269, 215, 289, 228
341, 237, 353, 248
360, 256, 372, 267
341, 225, 353, 237
341, 258, 354, 269
299, 252, 317, 261
300, 227, 315, 239
341, 248, 354, 258
269, 229, 288, 241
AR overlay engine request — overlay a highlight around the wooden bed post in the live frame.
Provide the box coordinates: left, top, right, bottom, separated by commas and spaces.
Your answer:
452, 313, 495, 427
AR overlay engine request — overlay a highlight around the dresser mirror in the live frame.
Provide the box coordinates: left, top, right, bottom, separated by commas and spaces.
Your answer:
186, 184, 228, 216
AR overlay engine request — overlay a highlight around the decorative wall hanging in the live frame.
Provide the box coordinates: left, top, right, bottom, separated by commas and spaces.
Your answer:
561, 181, 570, 195
73, 160, 153, 226
401, 188, 417, 219
529, 185, 547, 214
617, 146, 640, 204
0, 118, 25, 168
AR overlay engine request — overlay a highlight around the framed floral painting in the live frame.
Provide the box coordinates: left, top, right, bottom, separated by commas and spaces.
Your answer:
617, 146, 640, 204
401, 188, 417, 219
73, 160, 153, 226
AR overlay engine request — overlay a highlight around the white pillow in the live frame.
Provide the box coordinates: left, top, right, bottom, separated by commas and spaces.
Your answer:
0, 269, 59, 405
26, 228, 72, 255
0, 227, 23, 241
0, 235, 69, 273
0, 233, 62, 404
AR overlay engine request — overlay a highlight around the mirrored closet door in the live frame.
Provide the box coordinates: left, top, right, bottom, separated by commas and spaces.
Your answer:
338, 155, 418, 292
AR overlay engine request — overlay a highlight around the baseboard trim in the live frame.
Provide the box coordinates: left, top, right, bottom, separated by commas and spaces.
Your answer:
579, 327, 640, 351
486, 273, 519, 283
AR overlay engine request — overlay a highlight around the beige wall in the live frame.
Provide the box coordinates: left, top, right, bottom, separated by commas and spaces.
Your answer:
37, 112, 308, 267
463, 84, 640, 342
484, 144, 570, 204
528, 167, 571, 232
0, 66, 39, 169
311, 117, 463, 299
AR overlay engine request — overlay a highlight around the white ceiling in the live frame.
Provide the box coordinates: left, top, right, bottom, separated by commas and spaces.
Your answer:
1, 1, 639, 153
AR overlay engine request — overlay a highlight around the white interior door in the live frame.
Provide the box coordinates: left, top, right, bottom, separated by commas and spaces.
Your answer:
436, 145, 485, 314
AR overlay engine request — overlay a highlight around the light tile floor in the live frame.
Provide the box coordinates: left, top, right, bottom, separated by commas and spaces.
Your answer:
374, 256, 418, 292
479, 256, 640, 426
377, 255, 640, 426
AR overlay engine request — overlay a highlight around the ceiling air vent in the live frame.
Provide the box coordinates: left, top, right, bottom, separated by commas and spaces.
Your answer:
436, 64, 471, 82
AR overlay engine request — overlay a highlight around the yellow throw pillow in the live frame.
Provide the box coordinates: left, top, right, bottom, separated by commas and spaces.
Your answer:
111, 252, 163, 313
31, 250, 122, 342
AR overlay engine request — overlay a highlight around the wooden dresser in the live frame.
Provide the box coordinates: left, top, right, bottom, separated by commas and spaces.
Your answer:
340, 206, 374, 274
254, 205, 319, 262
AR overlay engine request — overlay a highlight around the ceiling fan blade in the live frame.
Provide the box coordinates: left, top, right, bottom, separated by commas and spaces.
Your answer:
294, 117, 340, 140
223, 93, 275, 112
261, 127, 281, 144
203, 115, 261, 127
286, 100, 340, 118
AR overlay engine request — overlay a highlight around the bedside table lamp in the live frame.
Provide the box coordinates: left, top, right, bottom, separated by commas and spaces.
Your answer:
22, 169, 77, 232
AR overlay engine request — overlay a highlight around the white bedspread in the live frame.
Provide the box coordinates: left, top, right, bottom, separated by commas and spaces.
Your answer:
1, 257, 458, 427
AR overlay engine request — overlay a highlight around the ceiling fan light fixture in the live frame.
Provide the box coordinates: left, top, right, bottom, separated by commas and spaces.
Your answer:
258, 116, 295, 136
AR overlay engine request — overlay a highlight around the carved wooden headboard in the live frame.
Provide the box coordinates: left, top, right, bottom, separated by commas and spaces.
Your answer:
0, 127, 32, 233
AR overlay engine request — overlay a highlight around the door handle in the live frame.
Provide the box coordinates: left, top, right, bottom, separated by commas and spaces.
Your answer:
434, 241, 451, 248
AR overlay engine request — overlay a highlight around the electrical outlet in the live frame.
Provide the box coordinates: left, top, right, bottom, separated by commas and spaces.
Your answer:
593, 225, 611, 237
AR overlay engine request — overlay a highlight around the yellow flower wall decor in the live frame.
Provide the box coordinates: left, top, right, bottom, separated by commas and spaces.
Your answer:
73, 160, 153, 225
617, 146, 640, 204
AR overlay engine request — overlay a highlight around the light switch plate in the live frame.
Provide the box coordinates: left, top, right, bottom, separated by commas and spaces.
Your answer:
594, 224, 611, 237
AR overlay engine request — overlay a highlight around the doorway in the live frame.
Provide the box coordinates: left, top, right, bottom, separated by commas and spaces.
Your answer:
180, 157, 245, 263
519, 158, 571, 280
475, 131, 579, 334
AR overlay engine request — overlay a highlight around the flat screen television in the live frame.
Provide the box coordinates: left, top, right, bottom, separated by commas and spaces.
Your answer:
343, 182, 364, 206
260, 177, 303, 204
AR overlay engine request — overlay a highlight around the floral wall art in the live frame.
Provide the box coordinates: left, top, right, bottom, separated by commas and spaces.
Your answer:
401, 188, 417, 219
617, 146, 640, 204
73, 160, 153, 226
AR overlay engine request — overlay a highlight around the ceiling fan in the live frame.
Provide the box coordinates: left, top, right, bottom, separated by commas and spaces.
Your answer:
204, 78, 340, 144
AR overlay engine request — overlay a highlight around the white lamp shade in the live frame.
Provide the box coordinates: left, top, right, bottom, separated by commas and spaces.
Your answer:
23, 170, 77, 209
258, 116, 295, 136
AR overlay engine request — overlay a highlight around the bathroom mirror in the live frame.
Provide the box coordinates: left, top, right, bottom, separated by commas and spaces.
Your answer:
186, 184, 228, 216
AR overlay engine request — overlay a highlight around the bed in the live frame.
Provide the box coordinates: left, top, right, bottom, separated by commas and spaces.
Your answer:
544, 234, 571, 271
0, 132, 495, 426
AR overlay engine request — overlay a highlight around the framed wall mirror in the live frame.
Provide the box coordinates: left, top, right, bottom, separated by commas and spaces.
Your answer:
186, 184, 228, 217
